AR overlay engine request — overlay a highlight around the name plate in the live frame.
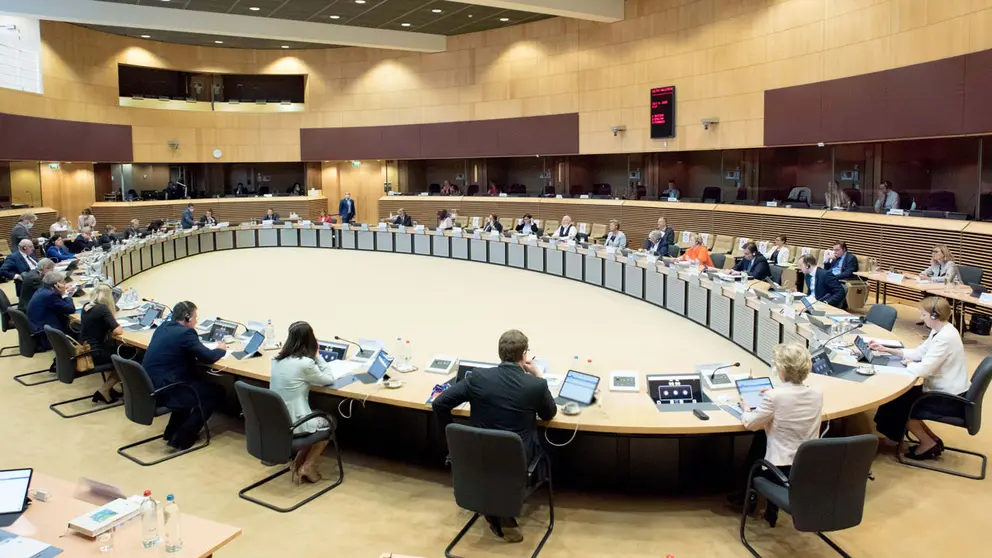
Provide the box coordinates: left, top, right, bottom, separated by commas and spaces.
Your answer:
603, 250, 616, 262
587, 248, 598, 259
735, 291, 748, 305
668, 196, 678, 202
415, 225, 426, 234
398, 225, 406, 233
191, 225, 199, 230
626, 255, 638, 267
322, 222, 331, 230
766, 201, 778, 207
489, 231, 500, 240
472, 230, 481, 239
605, 246, 617, 255
980, 293, 992, 305
646, 255, 659, 265
360, 223, 369, 231
434, 227, 444, 236
526, 235, 538, 245
886, 272, 905, 283
734, 282, 747, 293
686, 274, 700, 287
451, 228, 463, 238
240, 223, 252, 230
509, 235, 519, 244
887, 208, 906, 216
341, 223, 350, 231
782, 306, 797, 320
377, 222, 387, 231
301, 220, 313, 229
284, 221, 293, 228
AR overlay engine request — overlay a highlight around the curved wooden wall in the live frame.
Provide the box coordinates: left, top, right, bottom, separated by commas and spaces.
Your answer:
90, 196, 327, 230
1, 1, 991, 161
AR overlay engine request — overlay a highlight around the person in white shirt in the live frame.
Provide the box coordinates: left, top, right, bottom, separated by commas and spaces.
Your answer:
603, 219, 627, 249
49, 216, 71, 237
873, 180, 901, 212
77, 208, 96, 233
436, 209, 454, 230
762, 234, 790, 266
270, 321, 349, 485
739, 343, 823, 526
552, 215, 576, 240
871, 296, 970, 461
515, 214, 537, 235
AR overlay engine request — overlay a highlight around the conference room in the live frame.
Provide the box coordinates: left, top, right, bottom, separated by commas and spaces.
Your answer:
3, 1, 992, 557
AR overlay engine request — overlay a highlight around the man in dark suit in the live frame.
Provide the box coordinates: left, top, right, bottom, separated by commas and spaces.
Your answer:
731, 242, 771, 281
515, 214, 538, 235
824, 241, 859, 281
432, 329, 557, 544
26, 271, 75, 350
8, 212, 36, 249
181, 203, 195, 229
798, 254, 847, 308
124, 219, 142, 239
17, 258, 54, 313
142, 301, 227, 450
0, 239, 39, 297
643, 216, 675, 253
338, 192, 356, 224
261, 208, 281, 223
390, 209, 413, 227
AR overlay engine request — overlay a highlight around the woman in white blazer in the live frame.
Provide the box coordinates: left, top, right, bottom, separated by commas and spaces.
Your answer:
762, 234, 791, 266
871, 296, 970, 461
603, 219, 627, 249
270, 321, 350, 484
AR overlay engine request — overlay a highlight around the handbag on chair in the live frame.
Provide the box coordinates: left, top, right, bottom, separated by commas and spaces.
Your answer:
69, 336, 94, 373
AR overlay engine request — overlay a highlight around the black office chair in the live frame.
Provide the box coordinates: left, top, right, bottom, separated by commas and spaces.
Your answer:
864, 304, 897, 332
112, 355, 211, 466
959, 265, 983, 287
6, 308, 55, 386
234, 381, 344, 512
466, 184, 479, 196
429, 184, 442, 195
702, 187, 722, 203
668, 244, 681, 258
0, 290, 18, 357
44, 326, 121, 418
924, 191, 957, 212
769, 265, 783, 285
711, 252, 726, 268
897, 356, 992, 480
444, 424, 553, 558
740, 434, 878, 557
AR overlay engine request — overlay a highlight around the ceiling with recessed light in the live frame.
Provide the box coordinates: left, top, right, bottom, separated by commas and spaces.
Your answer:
83, 0, 552, 49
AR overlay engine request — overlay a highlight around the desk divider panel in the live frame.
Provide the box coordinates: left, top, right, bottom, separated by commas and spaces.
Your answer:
236, 229, 256, 248
341, 230, 357, 250
201, 232, 216, 252
756, 313, 782, 364
624, 262, 644, 298
470, 238, 488, 262
687, 283, 709, 325
280, 228, 300, 247
605, 259, 624, 292
164, 239, 175, 262
645, 268, 665, 307
175, 237, 188, 258
546, 248, 564, 276
150, 242, 163, 266
733, 298, 756, 352
432, 235, 450, 257
413, 234, 430, 255
508, 244, 526, 268
139, 246, 151, 270
564, 251, 583, 280
357, 231, 375, 250
121, 253, 132, 280
187, 234, 200, 255
395, 232, 413, 253
782, 323, 808, 348
584, 253, 603, 286
216, 230, 235, 250
489, 240, 507, 265
318, 229, 335, 248
666, 273, 686, 314
710, 290, 732, 338
300, 229, 318, 247
375, 231, 393, 252
452, 237, 469, 259
130, 249, 142, 275
258, 228, 278, 248
526, 244, 544, 272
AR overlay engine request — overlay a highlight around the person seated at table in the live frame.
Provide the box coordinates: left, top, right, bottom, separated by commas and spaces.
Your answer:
147, 220, 164, 234
27, 271, 75, 350
142, 301, 227, 450
679, 233, 713, 268
99, 225, 119, 246
643, 216, 674, 253
919, 244, 961, 284
515, 214, 537, 235
762, 234, 790, 266
437, 209, 454, 230
181, 203, 195, 229
77, 208, 96, 233
487, 181, 500, 196
45, 234, 75, 262
874, 180, 901, 212
82, 284, 125, 404
432, 329, 556, 544
49, 216, 72, 237
390, 208, 413, 227
660, 180, 681, 200
124, 218, 141, 239
440, 181, 457, 196
318, 209, 336, 225
271, 321, 350, 484
871, 297, 969, 461
737, 343, 823, 527
198, 209, 218, 227
289, 182, 303, 196
797, 254, 846, 308
262, 208, 280, 223
731, 242, 770, 280
1, 239, 39, 297
824, 181, 852, 209
482, 214, 503, 233
644, 230, 666, 256
603, 219, 627, 249
71, 231, 97, 253
17, 258, 54, 313
551, 215, 577, 240
822, 241, 858, 280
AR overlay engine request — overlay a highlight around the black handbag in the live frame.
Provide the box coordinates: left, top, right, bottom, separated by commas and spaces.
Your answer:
969, 315, 991, 336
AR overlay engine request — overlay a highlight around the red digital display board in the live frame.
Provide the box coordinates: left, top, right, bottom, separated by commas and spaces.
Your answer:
650, 86, 676, 139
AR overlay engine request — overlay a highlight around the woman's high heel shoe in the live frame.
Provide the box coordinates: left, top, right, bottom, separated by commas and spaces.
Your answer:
91, 390, 119, 404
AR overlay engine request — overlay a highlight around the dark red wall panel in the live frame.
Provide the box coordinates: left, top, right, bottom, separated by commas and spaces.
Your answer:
963, 49, 992, 134
301, 113, 579, 160
819, 72, 887, 143
764, 83, 822, 146
0, 113, 132, 162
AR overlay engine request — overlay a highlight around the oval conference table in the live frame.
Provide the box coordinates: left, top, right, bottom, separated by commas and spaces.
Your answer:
82, 223, 915, 493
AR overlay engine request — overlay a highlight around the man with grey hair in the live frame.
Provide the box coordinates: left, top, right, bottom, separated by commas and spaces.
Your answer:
9, 212, 36, 248
0, 238, 39, 297
17, 258, 55, 313
27, 270, 75, 350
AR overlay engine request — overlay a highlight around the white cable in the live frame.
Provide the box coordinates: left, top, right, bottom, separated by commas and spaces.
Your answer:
544, 422, 580, 447
820, 420, 830, 439
338, 385, 385, 419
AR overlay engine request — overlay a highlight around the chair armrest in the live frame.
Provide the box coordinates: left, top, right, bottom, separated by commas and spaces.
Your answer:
748, 459, 790, 487
291, 410, 335, 430
909, 391, 971, 414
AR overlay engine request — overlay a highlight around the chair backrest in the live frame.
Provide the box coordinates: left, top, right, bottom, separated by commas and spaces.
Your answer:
445, 424, 528, 519
111, 355, 159, 426
234, 381, 294, 464
964, 357, 992, 435
788, 187, 812, 202
44, 326, 79, 384
844, 188, 861, 206
710, 252, 725, 268
0, 289, 12, 332
591, 223, 607, 239
702, 186, 722, 202
544, 220, 559, 235
769, 264, 784, 284
788, 434, 878, 533
668, 244, 682, 258
466, 184, 479, 196
865, 304, 897, 331
6, 308, 38, 357
712, 235, 734, 255
959, 265, 983, 286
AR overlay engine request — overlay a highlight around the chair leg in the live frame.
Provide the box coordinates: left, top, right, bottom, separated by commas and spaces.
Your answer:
816, 533, 852, 558
897, 445, 987, 480
444, 513, 481, 558
238, 431, 344, 513
13, 367, 57, 386
0, 345, 19, 357
531, 474, 555, 558
50, 395, 123, 419
739, 487, 761, 558
117, 421, 211, 467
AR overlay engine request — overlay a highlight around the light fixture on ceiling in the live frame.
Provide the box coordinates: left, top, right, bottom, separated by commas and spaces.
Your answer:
355, 0, 366, 4
140, 34, 150, 38
281, 45, 289, 48
432, 8, 442, 13
468, 14, 473, 18
499, 17, 509, 22
214, 40, 224, 44
401, 23, 411, 27
249, 6, 260, 11
329, 15, 340, 19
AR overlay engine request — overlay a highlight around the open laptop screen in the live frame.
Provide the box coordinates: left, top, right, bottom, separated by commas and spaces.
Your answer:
0, 468, 32, 514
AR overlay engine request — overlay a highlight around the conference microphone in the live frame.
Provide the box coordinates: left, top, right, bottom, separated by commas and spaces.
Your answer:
334, 335, 368, 354
710, 362, 740, 382
216, 316, 250, 335
142, 298, 172, 314
818, 320, 865, 349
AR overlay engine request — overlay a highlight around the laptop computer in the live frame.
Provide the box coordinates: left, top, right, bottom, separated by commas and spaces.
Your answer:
456, 360, 498, 383
200, 320, 238, 343
0, 468, 33, 528
318, 340, 348, 362
736, 377, 773, 410
801, 296, 826, 316
232, 330, 264, 360
555, 370, 600, 407
811, 348, 857, 376
124, 306, 161, 332
855, 336, 906, 368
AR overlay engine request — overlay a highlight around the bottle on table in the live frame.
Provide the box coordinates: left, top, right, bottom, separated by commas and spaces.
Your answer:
264, 319, 275, 348
140, 489, 159, 548
403, 340, 412, 369
163, 494, 182, 553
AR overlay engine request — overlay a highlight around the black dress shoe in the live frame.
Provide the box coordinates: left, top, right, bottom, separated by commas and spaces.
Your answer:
763, 509, 778, 528
905, 444, 941, 461
91, 390, 119, 404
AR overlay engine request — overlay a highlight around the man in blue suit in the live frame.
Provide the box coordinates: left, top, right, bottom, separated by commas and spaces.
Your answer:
823, 241, 858, 280
731, 242, 771, 281
26, 271, 75, 350
338, 192, 356, 224
798, 254, 847, 308
142, 301, 227, 450
0, 239, 39, 297
181, 203, 195, 229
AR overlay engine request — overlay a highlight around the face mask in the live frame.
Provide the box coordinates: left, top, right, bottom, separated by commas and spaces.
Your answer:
345, 195, 351, 200
25, 222, 33, 229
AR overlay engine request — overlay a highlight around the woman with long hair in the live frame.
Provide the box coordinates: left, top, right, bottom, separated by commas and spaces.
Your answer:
82, 284, 124, 403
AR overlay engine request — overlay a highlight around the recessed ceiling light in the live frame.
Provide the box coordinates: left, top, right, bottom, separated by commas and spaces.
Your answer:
250, 7, 260, 11
140, 34, 151, 38
468, 14, 473, 18
214, 40, 224, 44
432, 8, 442, 13
355, 0, 366, 4
281, 45, 289, 48
329, 15, 340, 19
499, 17, 509, 22
401, 23, 411, 27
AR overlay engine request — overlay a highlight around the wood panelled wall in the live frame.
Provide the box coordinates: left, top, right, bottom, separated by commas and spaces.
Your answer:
1, 2, 992, 162
89, 197, 327, 230
40, 163, 97, 223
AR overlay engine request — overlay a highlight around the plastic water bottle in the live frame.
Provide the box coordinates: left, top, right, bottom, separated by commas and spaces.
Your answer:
264, 319, 275, 347
403, 340, 412, 369
163, 494, 182, 553
140, 490, 159, 548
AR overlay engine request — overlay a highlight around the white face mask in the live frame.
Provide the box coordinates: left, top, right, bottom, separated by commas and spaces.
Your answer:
345, 195, 351, 200
26, 222, 33, 229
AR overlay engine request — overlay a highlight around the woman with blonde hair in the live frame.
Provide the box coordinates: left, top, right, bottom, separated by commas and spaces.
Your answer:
81, 284, 124, 404
678, 233, 713, 269
825, 180, 851, 209
919, 244, 961, 284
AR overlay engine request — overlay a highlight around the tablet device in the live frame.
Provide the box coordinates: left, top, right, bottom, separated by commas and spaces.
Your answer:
456, 360, 497, 383
318, 340, 348, 362
233, 330, 265, 360
736, 377, 772, 410
366, 350, 394, 382
648, 374, 704, 405
557, 370, 600, 405
0, 468, 32, 527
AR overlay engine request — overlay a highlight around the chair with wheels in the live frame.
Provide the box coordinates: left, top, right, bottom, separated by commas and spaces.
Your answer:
6, 308, 55, 386
864, 304, 897, 332
740, 434, 878, 558
112, 355, 210, 466
897, 356, 992, 480
443, 423, 553, 558
44, 326, 121, 418
234, 381, 344, 512
0, 289, 18, 357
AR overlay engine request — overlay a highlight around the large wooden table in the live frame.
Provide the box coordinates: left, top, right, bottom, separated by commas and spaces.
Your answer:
89, 196, 328, 230
5, 473, 240, 557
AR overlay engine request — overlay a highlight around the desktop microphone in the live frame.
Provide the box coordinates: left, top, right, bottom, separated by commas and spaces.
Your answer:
334, 335, 367, 353
216, 316, 250, 334
142, 298, 172, 314
710, 362, 740, 382
818, 321, 865, 348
